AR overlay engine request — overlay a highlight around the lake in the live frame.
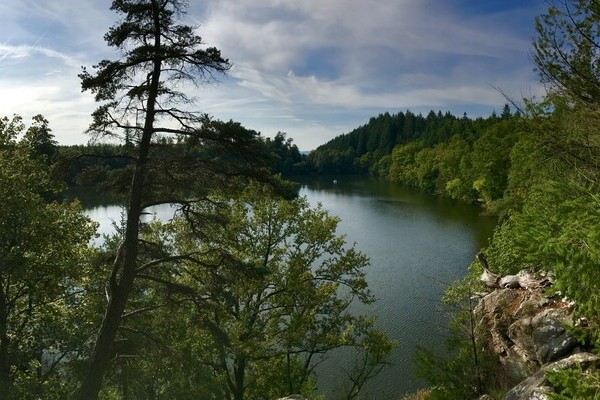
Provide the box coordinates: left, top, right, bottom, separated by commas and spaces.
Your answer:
73, 176, 496, 399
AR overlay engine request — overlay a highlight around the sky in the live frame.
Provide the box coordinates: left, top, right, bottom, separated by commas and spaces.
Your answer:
0, 0, 547, 150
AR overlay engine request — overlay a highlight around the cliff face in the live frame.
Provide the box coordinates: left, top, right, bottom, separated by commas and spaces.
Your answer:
473, 270, 599, 399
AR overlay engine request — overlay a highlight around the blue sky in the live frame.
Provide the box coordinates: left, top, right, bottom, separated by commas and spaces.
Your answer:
1, 0, 546, 150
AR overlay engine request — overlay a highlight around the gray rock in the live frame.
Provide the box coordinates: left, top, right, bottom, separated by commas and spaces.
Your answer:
505, 307, 577, 369
276, 396, 307, 400
531, 309, 577, 364
502, 352, 600, 400
474, 271, 581, 389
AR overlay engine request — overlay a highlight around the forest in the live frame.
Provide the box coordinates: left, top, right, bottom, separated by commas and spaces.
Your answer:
1, 0, 600, 399
306, 107, 518, 213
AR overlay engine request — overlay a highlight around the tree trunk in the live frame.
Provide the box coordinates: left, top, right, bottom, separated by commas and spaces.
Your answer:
233, 356, 246, 400
77, 8, 162, 396
0, 289, 10, 399
468, 291, 483, 395
76, 176, 144, 399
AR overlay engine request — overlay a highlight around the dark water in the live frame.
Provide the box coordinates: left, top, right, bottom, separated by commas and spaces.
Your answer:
73, 177, 496, 399
295, 177, 496, 399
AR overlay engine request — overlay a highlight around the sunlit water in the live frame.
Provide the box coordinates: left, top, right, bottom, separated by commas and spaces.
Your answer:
72, 177, 496, 399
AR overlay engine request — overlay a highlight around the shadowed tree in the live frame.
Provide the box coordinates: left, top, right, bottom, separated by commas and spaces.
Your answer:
532, 0, 600, 181
76, 1, 282, 398
0, 115, 95, 399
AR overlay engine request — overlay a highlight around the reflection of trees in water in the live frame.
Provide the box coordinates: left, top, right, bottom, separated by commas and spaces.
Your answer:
295, 176, 497, 248
65, 186, 122, 209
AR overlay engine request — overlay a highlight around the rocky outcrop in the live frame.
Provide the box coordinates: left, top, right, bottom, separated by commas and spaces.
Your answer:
502, 352, 600, 400
474, 276, 576, 380
473, 269, 595, 399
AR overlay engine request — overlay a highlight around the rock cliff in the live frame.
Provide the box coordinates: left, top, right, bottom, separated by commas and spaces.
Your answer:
473, 270, 599, 399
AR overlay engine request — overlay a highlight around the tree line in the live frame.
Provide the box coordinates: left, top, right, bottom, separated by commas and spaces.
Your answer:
306, 106, 520, 213
56, 129, 311, 188
306, 106, 513, 176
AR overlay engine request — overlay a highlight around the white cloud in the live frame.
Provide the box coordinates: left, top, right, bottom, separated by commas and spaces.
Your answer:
0, 0, 545, 149
198, 0, 542, 110
0, 43, 95, 144
0, 43, 80, 68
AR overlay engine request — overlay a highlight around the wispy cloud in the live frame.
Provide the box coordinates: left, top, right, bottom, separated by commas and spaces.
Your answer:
0, 0, 546, 149
0, 43, 80, 67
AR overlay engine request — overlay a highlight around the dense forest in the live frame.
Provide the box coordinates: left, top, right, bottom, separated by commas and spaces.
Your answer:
306, 107, 519, 213
55, 129, 310, 188
2, 0, 600, 399
306, 108, 507, 176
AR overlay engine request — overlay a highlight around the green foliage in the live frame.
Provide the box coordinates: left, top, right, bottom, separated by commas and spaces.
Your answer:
20, 114, 58, 162
415, 265, 512, 400
308, 106, 518, 188
56, 130, 308, 188
414, 320, 498, 400
0, 115, 97, 399
384, 111, 522, 213
470, 120, 519, 203
413, 4, 600, 396
119, 183, 395, 400
546, 366, 600, 400
307, 110, 466, 176
265, 132, 311, 175
388, 140, 426, 186
56, 143, 132, 187
533, 0, 600, 104
75, 1, 289, 396
340, 329, 397, 400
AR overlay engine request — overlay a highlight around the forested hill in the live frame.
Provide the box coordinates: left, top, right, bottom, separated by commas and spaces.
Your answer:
307, 107, 520, 210
306, 107, 514, 176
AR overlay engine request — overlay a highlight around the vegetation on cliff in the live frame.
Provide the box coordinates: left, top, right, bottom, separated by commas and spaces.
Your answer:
411, 0, 600, 398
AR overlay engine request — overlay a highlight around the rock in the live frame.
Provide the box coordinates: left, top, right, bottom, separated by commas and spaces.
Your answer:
500, 275, 521, 289
478, 266, 553, 291
471, 268, 593, 399
474, 275, 576, 384
497, 270, 552, 290
481, 267, 501, 288
507, 308, 577, 367
531, 309, 578, 364
501, 352, 600, 400
475, 288, 531, 375
276, 396, 307, 400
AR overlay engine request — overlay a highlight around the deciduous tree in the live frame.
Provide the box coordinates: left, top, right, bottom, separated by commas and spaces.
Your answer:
0, 115, 95, 399
146, 184, 394, 400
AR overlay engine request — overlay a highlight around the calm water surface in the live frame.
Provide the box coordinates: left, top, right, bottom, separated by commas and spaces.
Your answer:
73, 177, 496, 399
295, 177, 496, 399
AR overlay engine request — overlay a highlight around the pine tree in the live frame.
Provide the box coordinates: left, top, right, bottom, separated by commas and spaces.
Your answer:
76, 1, 279, 398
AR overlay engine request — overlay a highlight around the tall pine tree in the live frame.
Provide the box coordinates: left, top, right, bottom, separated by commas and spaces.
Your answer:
77, 1, 280, 398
